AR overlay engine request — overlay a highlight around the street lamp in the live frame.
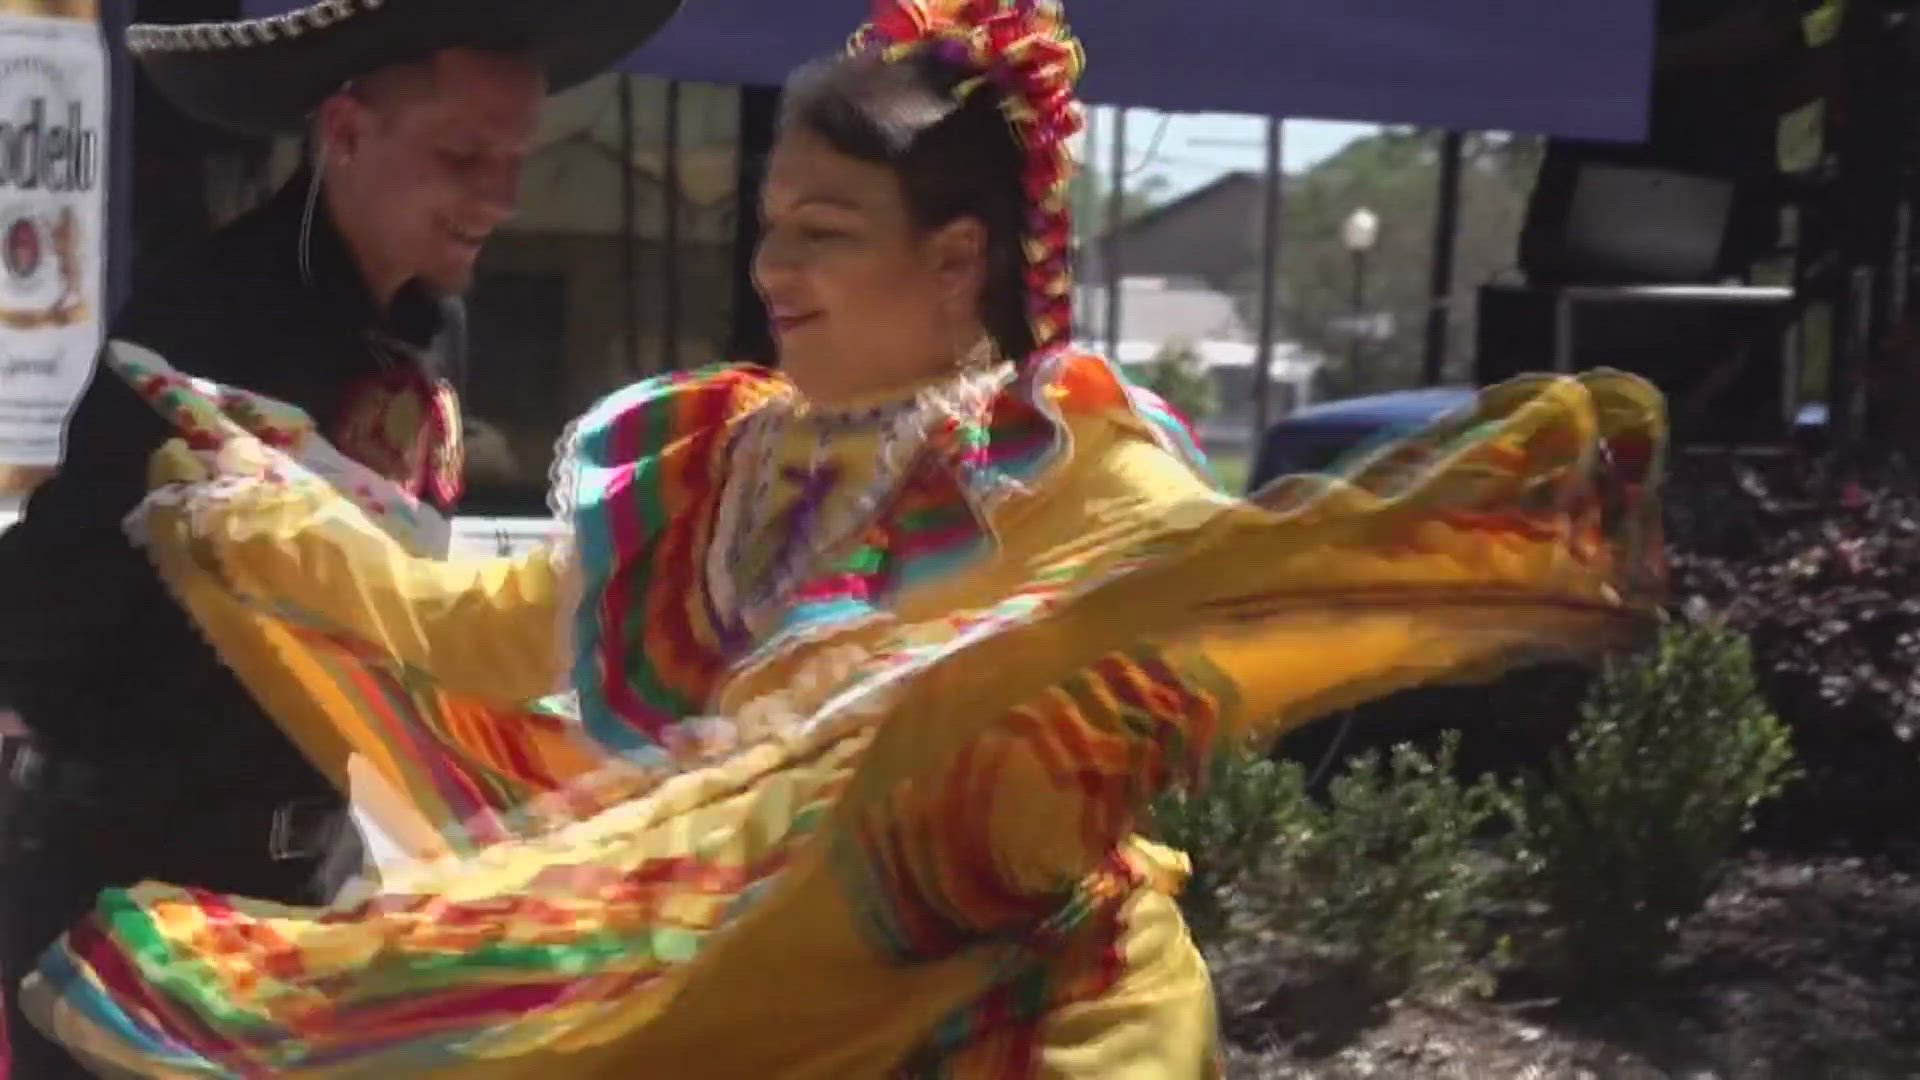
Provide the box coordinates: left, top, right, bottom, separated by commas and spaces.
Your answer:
1341, 207, 1380, 372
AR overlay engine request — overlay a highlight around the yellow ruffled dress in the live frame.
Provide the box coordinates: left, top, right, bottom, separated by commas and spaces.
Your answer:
21, 342, 1666, 1078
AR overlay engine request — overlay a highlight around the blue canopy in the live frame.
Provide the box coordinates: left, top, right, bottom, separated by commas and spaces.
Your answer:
241, 0, 1655, 141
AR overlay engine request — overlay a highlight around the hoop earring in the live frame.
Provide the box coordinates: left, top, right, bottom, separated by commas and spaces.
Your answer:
296, 150, 327, 286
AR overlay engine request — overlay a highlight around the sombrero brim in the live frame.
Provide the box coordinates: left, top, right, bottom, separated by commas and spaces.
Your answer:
129, 0, 686, 137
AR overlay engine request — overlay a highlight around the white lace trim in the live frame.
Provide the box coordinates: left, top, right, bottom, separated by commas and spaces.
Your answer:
545, 395, 597, 524
704, 364, 1016, 641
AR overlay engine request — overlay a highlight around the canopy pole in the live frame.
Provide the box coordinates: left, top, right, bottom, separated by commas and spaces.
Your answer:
1421, 130, 1464, 385
1072, 108, 1097, 340
1250, 116, 1285, 458
729, 87, 779, 365
661, 80, 683, 372
617, 75, 640, 375
1103, 107, 1127, 359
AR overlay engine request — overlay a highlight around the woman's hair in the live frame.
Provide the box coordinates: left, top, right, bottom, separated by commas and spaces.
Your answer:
780, 50, 1035, 361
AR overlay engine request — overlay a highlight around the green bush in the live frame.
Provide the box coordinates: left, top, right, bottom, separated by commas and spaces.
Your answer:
1146, 748, 1310, 942
1149, 731, 1504, 1001
1506, 621, 1799, 988
1252, 731, 1506, 1001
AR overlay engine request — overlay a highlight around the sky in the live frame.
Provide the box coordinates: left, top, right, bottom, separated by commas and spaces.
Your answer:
1081, 108, 1379, 198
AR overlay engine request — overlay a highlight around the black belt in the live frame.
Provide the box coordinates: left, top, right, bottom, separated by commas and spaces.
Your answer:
3, 740, 347, 862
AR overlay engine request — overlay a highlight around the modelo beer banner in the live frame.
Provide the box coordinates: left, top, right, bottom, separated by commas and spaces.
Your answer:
0, 0, 104, 485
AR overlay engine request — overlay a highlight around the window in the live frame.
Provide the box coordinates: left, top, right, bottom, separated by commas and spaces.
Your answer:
147, 72, 750, 518
459, 272, 568, 514
456, 73, 744, 515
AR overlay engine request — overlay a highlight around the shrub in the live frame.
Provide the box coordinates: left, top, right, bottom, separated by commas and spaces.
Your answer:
1252, 731, 1507, 1002
1273, 665, 1595, 796
1668, 455, 1920, 839
1506, 620, 1798, 988
1145, 748, 1311, 942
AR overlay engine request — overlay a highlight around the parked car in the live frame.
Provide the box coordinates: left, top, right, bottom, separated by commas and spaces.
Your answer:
1247, 385, 1830, 494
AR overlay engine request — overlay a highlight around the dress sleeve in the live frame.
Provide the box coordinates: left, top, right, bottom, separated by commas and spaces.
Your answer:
141, 439, 570, 707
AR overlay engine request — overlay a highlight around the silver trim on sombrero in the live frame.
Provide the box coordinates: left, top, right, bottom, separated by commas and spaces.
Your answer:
126, 0, 386, 55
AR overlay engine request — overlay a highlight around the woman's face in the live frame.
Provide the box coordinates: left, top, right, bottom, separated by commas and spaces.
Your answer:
754, 124, 987, 405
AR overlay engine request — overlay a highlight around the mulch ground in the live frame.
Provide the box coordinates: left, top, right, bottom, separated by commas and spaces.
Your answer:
1214, 844, 1920, 1079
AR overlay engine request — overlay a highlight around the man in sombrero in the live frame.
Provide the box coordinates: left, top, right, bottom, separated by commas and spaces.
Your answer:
0, 0, 684, 1072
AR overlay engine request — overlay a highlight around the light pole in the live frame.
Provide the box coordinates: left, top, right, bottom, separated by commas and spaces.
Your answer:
1341, 206, 1379, 373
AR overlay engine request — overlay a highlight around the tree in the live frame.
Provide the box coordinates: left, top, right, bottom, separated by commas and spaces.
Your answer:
1143, 338, 1216, 423
1070, 165, 1171, 234
1235, 130, 1541, 398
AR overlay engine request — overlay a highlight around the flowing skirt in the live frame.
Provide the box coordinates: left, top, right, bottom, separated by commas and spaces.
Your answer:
21, 350, 1667, 1077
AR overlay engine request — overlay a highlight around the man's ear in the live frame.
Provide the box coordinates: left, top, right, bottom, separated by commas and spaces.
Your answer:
313, 93, 362, 167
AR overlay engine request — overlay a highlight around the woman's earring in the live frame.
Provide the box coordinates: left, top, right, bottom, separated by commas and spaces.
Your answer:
956, 335, 996, 372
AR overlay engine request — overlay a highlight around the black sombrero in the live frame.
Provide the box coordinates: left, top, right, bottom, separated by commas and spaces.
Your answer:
128, 0, 686, 137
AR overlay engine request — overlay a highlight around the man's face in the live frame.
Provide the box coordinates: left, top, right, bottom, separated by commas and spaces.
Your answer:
325, 49, 544, 297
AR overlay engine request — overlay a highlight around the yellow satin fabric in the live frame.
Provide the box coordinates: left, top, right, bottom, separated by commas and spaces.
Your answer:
29, 371, 1660, 1078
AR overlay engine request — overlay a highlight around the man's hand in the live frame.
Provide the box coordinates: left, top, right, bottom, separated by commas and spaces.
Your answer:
147, 434, 280, 491
0, 708, 26, 737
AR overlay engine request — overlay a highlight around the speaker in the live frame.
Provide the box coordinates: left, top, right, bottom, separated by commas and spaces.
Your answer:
1476, 283, 1797, 447
1522, 160, 1736, 285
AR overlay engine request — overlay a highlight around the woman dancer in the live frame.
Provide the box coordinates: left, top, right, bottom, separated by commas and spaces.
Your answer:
23, 0, 1666, 1075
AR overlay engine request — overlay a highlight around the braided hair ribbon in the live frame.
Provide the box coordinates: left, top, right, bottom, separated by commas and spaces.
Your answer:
850, 0, 1087, 357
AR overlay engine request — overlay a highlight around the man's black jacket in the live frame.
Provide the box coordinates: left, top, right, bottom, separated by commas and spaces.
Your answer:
0, 172, 466, 801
